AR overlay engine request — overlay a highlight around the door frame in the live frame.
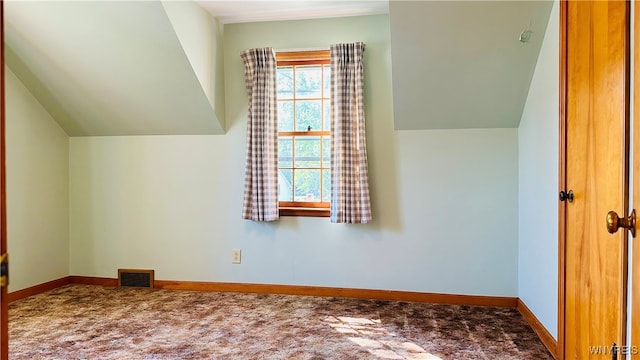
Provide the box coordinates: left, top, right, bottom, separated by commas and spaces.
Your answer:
632, 2, 640, 358
1, 1, 9, 359
557, 1, 567, 358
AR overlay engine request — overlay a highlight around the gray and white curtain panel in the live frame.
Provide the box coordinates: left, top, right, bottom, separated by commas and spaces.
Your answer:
241, 48, 279, 221
330, 42, 372, 224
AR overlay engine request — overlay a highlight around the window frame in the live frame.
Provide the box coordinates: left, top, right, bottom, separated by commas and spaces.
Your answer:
276, 50, 331, 217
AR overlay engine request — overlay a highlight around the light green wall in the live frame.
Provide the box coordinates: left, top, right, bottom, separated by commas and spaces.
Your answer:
6, 66, 69, 291
69, 15, 519, 296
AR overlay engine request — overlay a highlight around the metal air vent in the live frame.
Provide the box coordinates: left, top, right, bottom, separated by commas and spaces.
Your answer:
118, 269, 154, 288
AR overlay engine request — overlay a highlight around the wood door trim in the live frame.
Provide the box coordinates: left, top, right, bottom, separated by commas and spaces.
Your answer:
621, 0, 632, 352
632, 2, 640, 357
557, 1, 567, 358
0, 1, 8, 359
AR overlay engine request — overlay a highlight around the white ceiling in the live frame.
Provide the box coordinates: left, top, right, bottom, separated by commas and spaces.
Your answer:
196, 1, 389, 24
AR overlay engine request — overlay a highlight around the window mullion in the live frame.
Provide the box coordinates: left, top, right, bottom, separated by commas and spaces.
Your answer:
291, 65, 296, 203
292, 65, 297, 131
291, 136, 296, 202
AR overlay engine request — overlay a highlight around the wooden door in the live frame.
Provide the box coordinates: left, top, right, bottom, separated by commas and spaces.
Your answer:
0, 1, 7, 359
562, 1, 629, 359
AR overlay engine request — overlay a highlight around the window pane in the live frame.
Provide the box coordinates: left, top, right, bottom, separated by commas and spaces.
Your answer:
323, 65, 331, 98
295, 66, 322, 99
322, 136, 331, 168
322, 169, 331, 202
295, 100, 322, 131
278, 169, 293, 201
323, 101, 331, 131
277, 67, 294, 99
294, 169, 321, 202
278, 101, 294, 131
294, 136, 320, 168
278, 136, 293, 168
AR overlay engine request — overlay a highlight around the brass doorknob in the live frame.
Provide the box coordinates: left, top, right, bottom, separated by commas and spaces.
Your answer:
606, 209, 636, 237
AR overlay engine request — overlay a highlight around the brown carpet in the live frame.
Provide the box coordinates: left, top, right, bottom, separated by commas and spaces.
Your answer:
8, 284, 553, 359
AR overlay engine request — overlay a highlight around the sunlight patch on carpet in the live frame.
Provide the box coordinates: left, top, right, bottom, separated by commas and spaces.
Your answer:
325, 316, 442, 360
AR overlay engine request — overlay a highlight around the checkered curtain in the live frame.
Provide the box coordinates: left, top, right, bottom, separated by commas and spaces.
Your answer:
241, 48, 279, 221
330, 43, 372, 224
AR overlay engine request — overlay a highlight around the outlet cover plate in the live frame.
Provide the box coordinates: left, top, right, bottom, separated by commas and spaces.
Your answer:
232, 249, 241, 264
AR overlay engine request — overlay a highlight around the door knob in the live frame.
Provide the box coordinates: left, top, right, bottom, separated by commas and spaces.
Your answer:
559, 190, 574, 202
606, 209, 636, 237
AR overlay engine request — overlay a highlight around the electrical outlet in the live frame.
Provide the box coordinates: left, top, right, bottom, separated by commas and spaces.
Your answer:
232, 249, 242, 264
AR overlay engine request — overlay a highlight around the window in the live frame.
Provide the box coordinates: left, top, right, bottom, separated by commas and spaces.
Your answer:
276, 51, 331, 217
241, 44, 369, 223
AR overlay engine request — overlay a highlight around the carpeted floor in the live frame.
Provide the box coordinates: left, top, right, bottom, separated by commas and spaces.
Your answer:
8, 284, 553, 359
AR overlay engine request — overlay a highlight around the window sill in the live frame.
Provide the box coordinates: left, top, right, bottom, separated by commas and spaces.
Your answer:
279, 207, 330, 217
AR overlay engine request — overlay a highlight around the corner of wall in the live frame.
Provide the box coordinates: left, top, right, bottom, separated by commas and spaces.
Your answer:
213, 17, 226, 131
516, 0, 560, 340
6, 66, 71, 291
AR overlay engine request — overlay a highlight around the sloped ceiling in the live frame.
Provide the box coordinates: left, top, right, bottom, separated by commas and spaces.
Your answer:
5, 1, 224, 136
5, 0, 553, 134
389, 1, 553, 129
